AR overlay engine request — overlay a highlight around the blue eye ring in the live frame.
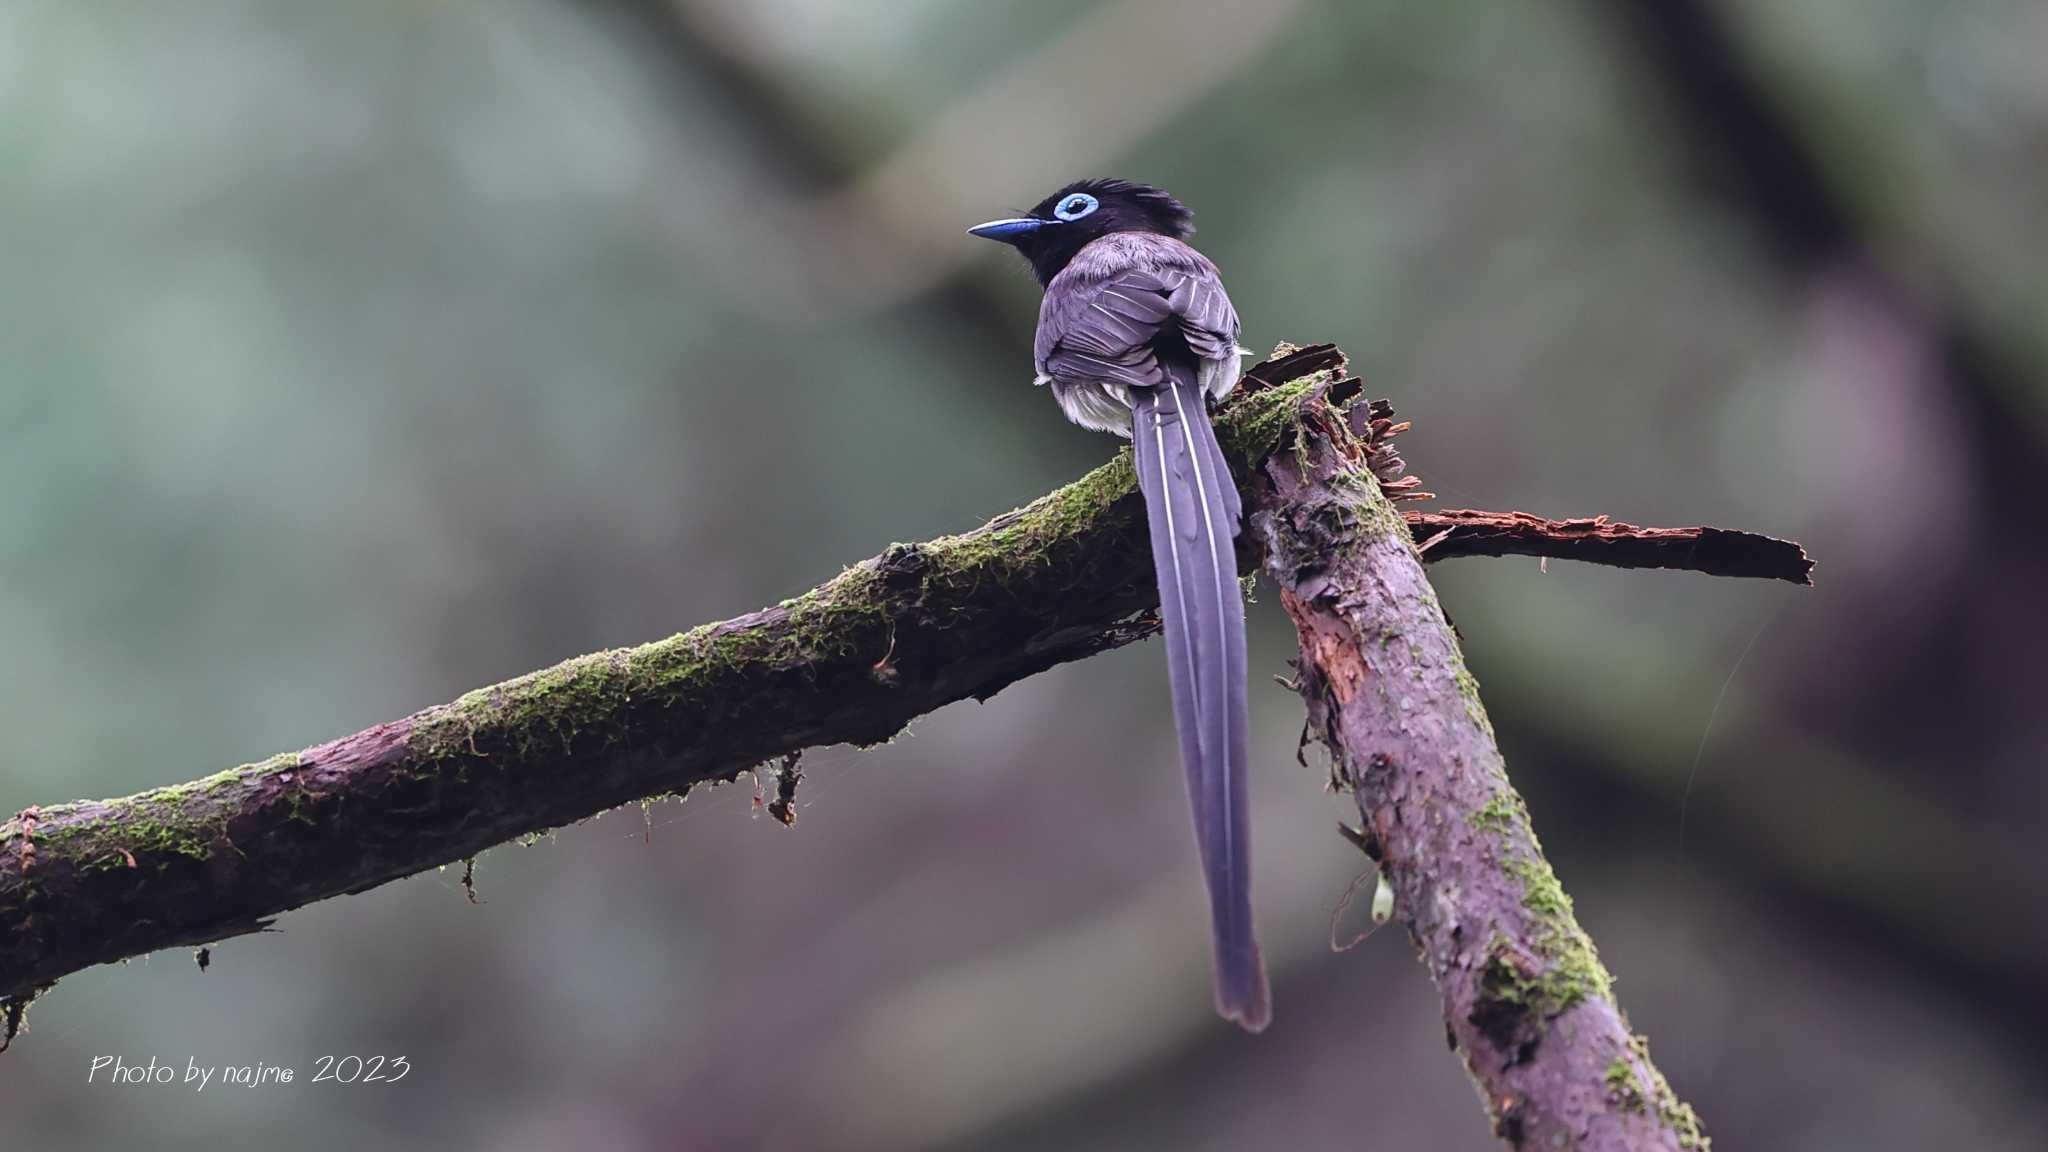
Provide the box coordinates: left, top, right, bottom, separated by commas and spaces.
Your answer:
1052, 193, 1099, 222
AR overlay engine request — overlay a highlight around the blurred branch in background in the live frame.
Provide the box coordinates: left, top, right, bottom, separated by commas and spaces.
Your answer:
627, 1, 2006, 1089
0, 345, 1809, 1146
588, 0, 1306, 318
2, 2, 2041, 1146
1579, 0, 2048, 1060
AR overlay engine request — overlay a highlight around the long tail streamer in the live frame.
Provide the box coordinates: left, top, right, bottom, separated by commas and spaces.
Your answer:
1131, 372, 1270, 1032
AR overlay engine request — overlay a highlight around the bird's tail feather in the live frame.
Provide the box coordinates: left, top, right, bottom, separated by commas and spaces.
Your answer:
1131, 373, 1269, 1033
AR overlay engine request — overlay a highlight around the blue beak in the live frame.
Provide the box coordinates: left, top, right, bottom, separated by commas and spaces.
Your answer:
967, 217, 1049, 242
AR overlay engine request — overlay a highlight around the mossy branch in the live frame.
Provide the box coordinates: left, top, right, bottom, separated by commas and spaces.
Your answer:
0, 344, 1792, 1145
0, 349, 1340, 1009
1250, 369, 1710, 1149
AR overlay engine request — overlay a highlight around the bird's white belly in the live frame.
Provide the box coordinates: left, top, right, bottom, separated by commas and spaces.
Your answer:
1044, 354, 1241, 439
1049, 378, 1135, 436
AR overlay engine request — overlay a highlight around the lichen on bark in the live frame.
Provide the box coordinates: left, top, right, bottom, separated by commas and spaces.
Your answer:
0, 347, 1341, 1005
0, 343, 1724, 1150
1247, 367, 1707, 1150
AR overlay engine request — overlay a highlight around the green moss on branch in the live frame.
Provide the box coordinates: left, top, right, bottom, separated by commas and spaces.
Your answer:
1249, 372, 1707, 1150
0, 346, 1336, 1004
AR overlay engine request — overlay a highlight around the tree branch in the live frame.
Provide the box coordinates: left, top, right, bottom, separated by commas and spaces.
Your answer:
1249, 374, 1709, 1148
0, 349, 1336, 1005
1248, 345, 1812, 586
1409, 508, 1812, 584
0, 345, 1781, 1145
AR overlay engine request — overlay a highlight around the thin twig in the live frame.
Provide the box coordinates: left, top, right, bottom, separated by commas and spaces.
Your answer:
1407, 509, 1812, 585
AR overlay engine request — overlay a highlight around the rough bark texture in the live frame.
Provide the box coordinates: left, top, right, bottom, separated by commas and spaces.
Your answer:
0, 343, 1770, 1146
0, 349, 1343, 1004
1250, 377, 1708, 1149
1409, 508, 1811, 585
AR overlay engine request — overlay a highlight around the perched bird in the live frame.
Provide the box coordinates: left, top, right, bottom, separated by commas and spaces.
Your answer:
969, 179, 1269, 1031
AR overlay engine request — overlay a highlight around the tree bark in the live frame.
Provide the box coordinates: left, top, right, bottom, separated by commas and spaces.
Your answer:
1408, 508, 1809, 584
0, 344, 1786, 1145
1251, 375, 1708, 1149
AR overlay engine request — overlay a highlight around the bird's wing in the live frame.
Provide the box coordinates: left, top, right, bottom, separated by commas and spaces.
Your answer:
1032, 246, 1268, 1031
1159, 265, 1242, 363
1034, 263, 1241, 397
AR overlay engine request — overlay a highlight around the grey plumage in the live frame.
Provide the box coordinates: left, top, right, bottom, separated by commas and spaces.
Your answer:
972, 180, 1269, 1031
1033, 231, 1269, 1032
1034, 234, 1245, 436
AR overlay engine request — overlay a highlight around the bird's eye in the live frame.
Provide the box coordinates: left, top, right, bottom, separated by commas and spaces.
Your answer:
1053, 193, 1099, 221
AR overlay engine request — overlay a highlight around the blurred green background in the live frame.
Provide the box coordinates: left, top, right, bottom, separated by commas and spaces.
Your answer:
2, 1, 2044, 1148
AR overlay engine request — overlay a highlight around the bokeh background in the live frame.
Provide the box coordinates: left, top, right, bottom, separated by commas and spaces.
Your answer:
2, 1, 2044, 1148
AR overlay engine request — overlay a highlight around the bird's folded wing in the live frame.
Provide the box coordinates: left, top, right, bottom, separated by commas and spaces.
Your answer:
1034, 265, 1241, 395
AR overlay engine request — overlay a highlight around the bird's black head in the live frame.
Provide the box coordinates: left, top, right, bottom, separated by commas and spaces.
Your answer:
968, 178, 1195, 285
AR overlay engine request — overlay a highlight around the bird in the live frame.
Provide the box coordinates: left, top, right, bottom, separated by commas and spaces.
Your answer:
969, 179, 1269, 1032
